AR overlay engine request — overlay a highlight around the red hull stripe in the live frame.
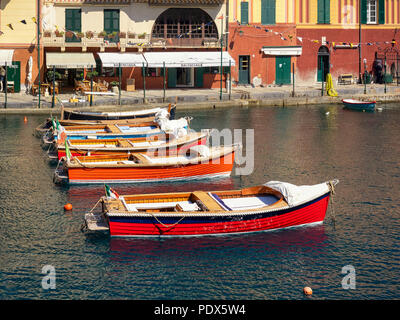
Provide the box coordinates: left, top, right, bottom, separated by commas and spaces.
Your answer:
108, 193, 330, 236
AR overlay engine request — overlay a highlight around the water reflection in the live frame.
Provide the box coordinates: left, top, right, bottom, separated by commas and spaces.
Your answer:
106, 224, 328, 264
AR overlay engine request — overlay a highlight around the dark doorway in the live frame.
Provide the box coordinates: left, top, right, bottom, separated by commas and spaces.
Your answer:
317, 46, 330, 82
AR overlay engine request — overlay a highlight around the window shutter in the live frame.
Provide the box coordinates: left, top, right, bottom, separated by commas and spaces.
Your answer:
318, 0, 330, 24
378, 0, 385, 24
324, 0, 330, 24
261, 0, 275, 25
241, 2, 249, 25
361, 0, 367, 24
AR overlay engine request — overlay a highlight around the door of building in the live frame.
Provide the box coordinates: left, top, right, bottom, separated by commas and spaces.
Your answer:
275, 56, 291, 85
7, 61, 20, 93
317, 46, 330, 82
238, 55, 250, 84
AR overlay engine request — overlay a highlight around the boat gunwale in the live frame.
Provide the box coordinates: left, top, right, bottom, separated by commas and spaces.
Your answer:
64, 145, 238, 168
103, 190, 331, 218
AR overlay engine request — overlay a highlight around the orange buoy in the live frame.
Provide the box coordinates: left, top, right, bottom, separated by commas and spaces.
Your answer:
303, 287, 313, 296
24, 116, 28, 123
64, 203, 73, 211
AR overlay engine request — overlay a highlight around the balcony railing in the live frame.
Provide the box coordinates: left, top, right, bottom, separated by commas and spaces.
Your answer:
42, 31, 219, 50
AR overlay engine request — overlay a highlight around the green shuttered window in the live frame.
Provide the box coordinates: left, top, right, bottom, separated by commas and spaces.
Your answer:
65, 9, 81, 42
361, 0, 385, 24
317, 0, 330, 24
261, 0, 276, 25
241, 1, 249, 25
104, 9, 120, 43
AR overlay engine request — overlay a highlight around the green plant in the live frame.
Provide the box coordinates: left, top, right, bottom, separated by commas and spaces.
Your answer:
46, 70, 62, 82
138, 32, 146, 39
128, 32, 136, 38
85, 31, 94, 39
119, 31, 126, 38
43, 30, 51, 37
86, 70, 99, 79
76, 32, 84, 38
55, 30, 64, 37
110, 81, 119, 87
98, 31, 107, 37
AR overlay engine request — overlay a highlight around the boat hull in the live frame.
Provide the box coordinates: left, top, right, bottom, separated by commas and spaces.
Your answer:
107, 192, 330, 237
342, 99, 375, 111
66, 152, 235, 184
63, 105, 176, 120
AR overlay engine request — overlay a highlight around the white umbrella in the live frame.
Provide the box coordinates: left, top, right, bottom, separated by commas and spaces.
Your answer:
27, 56, 32, 93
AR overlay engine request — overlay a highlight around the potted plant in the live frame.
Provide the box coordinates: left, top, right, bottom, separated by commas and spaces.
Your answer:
98, 31, 107, 38
55, 30, 64, 37
110, 81, 119, 93
43, 30, 51, 37
85, 31, 94, 39
119, 31, 126, 38
138, 32, 146, 39
128, 32, 136, 39
76, 32, 84, 39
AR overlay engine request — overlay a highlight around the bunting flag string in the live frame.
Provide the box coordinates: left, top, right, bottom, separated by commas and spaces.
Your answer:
232, 19, 397, 50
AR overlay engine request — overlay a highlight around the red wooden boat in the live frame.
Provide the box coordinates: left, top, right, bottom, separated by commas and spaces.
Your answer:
83, 179, 339, 237
54, 144, 239, 184
51, 131, 209, 160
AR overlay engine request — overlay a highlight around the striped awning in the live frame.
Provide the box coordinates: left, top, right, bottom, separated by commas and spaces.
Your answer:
46, 52, 96, 68
143, 51, 235, 68
97, 52, 147, 67
0, 50, 14, 66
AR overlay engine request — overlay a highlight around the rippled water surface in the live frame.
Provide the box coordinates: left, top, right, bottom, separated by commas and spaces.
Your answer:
0, 104, 399, 300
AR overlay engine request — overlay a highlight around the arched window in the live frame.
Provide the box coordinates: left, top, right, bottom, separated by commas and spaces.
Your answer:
152, 8, 218, 41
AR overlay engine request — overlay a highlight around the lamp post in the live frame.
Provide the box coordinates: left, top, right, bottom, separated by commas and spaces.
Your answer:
358, 0, 362, 84
37, 0, 41, 109
219, 15, 224, 101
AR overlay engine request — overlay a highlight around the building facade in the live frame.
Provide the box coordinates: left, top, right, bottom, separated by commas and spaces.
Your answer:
41, 0, 234, 91
0, 0, 40, 92
228, 0, 400, 87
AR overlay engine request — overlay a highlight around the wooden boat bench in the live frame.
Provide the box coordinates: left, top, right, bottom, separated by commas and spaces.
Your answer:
106, 125, 122, 133
190, 191, 225, 211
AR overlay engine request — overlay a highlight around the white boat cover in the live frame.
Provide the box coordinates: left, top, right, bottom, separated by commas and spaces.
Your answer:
156, 117, 188, 135
264, 181, 330, 207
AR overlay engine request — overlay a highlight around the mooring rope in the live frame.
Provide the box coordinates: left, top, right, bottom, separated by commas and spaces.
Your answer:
328, 180, 337, 229
147, 211, 186, 229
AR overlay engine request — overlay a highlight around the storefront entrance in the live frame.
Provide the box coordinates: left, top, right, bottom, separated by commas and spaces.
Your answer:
176, 68, 194, 87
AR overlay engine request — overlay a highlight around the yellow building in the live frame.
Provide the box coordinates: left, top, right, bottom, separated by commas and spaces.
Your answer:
0, 0, 39, 92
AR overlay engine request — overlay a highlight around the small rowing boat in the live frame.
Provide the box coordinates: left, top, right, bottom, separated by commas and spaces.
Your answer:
35, 116, 157, 136
53, 144, 239, 184
42, 116, 189, 144
61, 104, 176, 120
50, 131, 209, 160
342, 99, 376, 111
82, 179, 339, 237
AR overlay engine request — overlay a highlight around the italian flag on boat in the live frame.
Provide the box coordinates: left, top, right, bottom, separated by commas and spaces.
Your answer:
105, 184, 119, 199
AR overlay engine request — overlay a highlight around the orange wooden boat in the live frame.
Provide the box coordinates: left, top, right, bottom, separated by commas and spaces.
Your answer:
53, 144, 239, 185
50, 131, 209, 160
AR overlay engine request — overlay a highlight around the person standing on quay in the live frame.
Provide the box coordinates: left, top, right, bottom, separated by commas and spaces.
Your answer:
0, 66, 5, 92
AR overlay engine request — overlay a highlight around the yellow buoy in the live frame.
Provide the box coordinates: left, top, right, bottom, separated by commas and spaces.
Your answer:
303, 287, 313, 296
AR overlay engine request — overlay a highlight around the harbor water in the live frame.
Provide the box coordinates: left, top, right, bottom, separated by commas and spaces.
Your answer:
0, 104, 399, 300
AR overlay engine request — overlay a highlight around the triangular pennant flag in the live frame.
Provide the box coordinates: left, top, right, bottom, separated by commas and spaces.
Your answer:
20, 20, 27, 25
0, 31, 4, 36
64, 140, 72, 161
297, 36, 303, 42
32, 17, 37, 24
7, 24, 13, 30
